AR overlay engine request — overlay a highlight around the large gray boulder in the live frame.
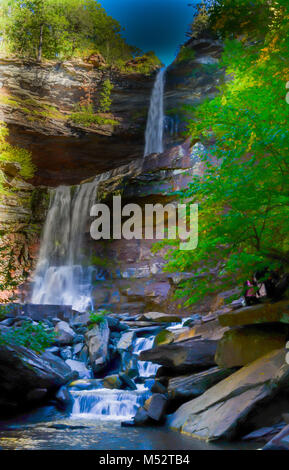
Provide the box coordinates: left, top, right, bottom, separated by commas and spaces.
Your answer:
168, 349, 289, 441
116, 331, 136, 353
168, 367, 234, 401
65, 359, 91, 379
138, 312, 182, 323
0, 344, 76, 411
263, 424, 289, 450
139, 338, 218, 373
54, 321, 76, 345
144, 394, 168, 422
85, 320, 110, 374
218, 300, 289, 327
215, 326, 286, 368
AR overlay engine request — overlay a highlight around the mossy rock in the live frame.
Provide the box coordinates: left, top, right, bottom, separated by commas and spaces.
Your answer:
153, 329, 175, 347
215, 326, 287, 368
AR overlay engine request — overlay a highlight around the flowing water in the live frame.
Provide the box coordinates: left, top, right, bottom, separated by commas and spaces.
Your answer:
134, 336, 160, 378
144, 68, 166, 157
70, 334, 160, 421
30, 174, 107, 312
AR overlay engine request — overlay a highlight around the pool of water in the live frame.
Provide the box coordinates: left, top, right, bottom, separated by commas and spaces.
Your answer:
0, 409, 260, 450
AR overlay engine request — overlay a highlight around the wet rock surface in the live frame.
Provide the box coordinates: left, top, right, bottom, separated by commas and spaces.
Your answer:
139, 338, 218, 373
215, 326, 287, 368
168, 349, 289, 441
0, 343, 76, 412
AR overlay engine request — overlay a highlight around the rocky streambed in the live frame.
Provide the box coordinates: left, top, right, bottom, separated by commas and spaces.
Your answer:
1, 300, 289, 450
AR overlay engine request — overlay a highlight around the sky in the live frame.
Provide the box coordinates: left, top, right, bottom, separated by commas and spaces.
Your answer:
100, 0, 201, 65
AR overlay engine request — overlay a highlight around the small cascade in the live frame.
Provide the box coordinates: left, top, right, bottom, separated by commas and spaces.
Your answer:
30, 174, 107, 312
70, 333, 161, 421
144, 67, 166, 157
134, 336, 160, 378
71, 388, 151, 421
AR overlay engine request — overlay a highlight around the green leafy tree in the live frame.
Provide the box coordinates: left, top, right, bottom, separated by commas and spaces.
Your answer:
0, 0, 141, 62
158, 1, 289, 305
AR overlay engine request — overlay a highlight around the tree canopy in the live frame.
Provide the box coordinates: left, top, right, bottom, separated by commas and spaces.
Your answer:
0, 0, 141, 63
157, 0, 289, 305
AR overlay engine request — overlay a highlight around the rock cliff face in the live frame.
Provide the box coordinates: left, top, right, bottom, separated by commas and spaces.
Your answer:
0, 34, 224, 311
0, 58, 155, 186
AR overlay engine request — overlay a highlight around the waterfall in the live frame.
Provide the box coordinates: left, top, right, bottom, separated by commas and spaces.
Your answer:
71, 388, 151, 421
133, 336, 160, 378
144, 68, 166, 157
30, 174, 107, 312
70, 334, 160, 421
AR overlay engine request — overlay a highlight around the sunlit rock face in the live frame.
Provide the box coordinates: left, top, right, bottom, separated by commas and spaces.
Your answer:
0, 33, 224, 311
0, 58, 156, 186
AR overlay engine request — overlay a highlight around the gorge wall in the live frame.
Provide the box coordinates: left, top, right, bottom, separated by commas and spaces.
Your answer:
0, 34, 225, 312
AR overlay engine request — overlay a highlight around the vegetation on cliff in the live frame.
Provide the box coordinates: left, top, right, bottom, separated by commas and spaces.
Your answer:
159, 0, 289, 305
0, 0, 161, 71
0, 122, 35, 193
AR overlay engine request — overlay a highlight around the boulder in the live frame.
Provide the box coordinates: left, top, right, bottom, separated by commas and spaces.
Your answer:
121, 352, 139, 378
60, 346, 73, 361
215, 327, 287, 368
144, 394, 168, 422
26, 388, 48, 403
243, 423, 285, 442
55, 386, 73, 410
134, 407, 150, 426
69, 379, 108, 391
106, 316, 128, 332
116, 331, 136, 353
119, 373, 137, 391
219, 300, 289, 327
85, 320, 110, 374
102, 375, 123, 390
168, 349, 289, 441
138, 312, 182, 323
73, 343, 84, 356
153, 329, 175, 347
151, 380, 168, 395
263, 424, 289, 450
139, 338, 218, 373
0, 344, 76, 411
168, 367, 234, 401
65, 359, 91, 379
54, 321, 76, 345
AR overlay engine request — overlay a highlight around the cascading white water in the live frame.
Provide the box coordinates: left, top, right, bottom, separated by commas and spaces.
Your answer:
31, 174, 107, 312
144, 68, 166, 157
71, 388, 151, 421
70, 334, 160, 421
133, 336, 160, 378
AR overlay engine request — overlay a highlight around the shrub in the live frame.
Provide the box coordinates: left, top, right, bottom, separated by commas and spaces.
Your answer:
98, 79, 114, 113
70, 104, 118, 127
89, 310, 106, 326
0, 321, 56, 353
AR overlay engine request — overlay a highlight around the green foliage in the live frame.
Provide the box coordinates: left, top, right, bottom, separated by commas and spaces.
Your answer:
0, 321, 56, 353
117, 51, 162, 74
88, 310, 106, 327
0, 122, 35, 194
70, 104, 118, 127
0, 0, 140, 63
98, 79, 113, 113
176, 46, 195, 63
158, 1, 289, 306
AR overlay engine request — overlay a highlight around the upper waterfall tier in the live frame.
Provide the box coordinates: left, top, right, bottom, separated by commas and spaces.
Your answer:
144, 68, 166, 157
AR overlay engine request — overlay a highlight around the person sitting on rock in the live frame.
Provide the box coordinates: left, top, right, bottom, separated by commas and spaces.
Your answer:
255, 268, 289, 302
243, 279, 260, 306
